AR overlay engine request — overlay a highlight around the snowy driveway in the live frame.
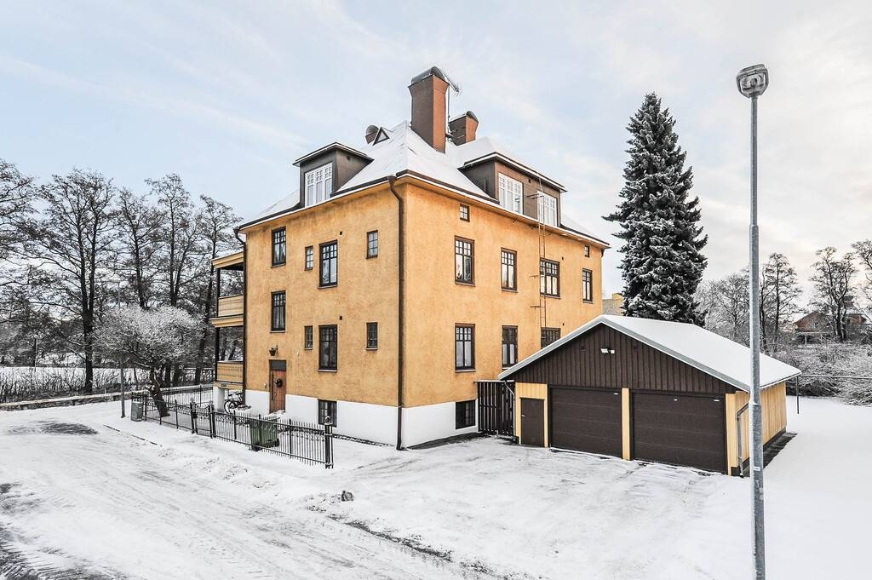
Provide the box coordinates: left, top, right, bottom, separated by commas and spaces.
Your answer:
1, 397, 869, 579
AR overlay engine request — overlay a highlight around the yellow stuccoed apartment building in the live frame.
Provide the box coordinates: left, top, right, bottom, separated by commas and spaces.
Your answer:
210, 67, 609, 447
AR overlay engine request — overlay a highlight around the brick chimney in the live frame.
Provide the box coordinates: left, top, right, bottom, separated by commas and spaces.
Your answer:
409, 66, 450, 152
449, 111, 479, 145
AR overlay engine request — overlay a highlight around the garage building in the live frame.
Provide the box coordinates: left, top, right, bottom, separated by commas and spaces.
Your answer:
497, 315, 800, 475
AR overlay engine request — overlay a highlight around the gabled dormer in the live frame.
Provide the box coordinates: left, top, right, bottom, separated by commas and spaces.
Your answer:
456, 139, 566, 227
293, 143, 372, 208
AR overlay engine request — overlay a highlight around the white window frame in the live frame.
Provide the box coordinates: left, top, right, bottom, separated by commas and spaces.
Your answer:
498, 173, 523, 214
537, 192, 557, 227
305, 163, 333, 206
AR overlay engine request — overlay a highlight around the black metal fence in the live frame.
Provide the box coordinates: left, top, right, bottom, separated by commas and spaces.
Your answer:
477, 380, 515, 437
131, 392, 333, 468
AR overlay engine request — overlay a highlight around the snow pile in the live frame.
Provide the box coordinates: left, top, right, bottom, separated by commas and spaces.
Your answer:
1, 398, 870, 579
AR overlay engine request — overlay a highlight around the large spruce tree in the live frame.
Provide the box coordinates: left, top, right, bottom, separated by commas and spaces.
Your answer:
606, 93, 707, 324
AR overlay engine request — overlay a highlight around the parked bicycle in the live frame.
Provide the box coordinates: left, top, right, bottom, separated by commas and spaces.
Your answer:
223, 390, 250, 412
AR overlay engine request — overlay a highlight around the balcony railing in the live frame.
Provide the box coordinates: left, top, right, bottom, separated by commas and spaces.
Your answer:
217, 295, 244, 318
216, 361, 243, 385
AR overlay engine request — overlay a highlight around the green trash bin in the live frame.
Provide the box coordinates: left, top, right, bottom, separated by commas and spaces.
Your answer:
131, 399, 144, 421
250, 415, 279, 448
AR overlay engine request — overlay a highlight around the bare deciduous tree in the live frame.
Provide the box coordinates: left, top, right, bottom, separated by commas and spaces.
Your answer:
192, 195, 240, 383
23, 170, 116, 392
760, 253, 801, 354
148, 175, 204, 309
697, 270, 750, 345
117, 190, 162, 308
852, 240, 872, 304
0, 159, 34, 262
811, 247, 856, 342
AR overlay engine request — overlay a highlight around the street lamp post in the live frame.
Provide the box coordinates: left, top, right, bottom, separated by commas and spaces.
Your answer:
736, 63, 769, 580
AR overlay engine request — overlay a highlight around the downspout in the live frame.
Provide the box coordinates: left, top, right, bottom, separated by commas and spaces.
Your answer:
388, 176, 405, 450
736, 402, 749, 477
234, 227, 247, 405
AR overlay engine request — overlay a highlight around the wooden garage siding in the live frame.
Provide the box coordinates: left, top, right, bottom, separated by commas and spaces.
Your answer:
510, 325, 733, 395
731, 382, 788, 465
514, 382, 548, 446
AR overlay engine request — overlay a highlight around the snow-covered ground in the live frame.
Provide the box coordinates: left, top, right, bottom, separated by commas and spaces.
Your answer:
0, 397, 867, 579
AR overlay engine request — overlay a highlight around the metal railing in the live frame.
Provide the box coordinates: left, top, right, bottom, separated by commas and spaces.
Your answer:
132, 392, 333, 468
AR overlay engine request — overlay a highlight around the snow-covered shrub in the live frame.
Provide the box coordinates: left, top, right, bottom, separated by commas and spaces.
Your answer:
97, 305, 203, 382
778, 344, 872, 403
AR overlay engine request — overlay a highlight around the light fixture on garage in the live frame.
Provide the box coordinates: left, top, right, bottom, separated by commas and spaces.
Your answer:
600, 347, 615, 355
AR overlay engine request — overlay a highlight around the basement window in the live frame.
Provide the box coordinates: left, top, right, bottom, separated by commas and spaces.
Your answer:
318, 399, 337, 426
455, 400, 475, 429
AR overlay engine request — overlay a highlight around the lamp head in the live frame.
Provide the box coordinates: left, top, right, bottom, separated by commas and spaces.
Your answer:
736, 64, 769, 98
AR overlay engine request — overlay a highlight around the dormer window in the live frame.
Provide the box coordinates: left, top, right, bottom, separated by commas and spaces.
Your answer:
537, 192, 557, 227
498, 173, 523, 214
305, 163, 333, 206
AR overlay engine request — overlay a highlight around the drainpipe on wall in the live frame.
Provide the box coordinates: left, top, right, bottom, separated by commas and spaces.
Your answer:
234, 228, 247, 405
388, 176, 405, 450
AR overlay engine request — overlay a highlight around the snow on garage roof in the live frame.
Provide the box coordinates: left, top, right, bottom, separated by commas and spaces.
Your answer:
498, 315, 801, 392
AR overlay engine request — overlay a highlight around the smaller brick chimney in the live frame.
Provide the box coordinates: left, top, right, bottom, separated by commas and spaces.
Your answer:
409, 66, 450, 152
449, 111, 479, 146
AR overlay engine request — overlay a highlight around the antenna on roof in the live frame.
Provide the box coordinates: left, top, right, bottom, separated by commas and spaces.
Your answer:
441, 68, 461, 139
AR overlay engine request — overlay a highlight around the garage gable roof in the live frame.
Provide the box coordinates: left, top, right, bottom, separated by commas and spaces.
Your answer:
498, 315, 801, 392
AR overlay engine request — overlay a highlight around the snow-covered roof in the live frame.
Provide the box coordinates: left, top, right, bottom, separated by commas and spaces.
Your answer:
339, 122, 486, 195
455, 136, 564, 190
240, 121, 608, 246
499, 315, 801, 392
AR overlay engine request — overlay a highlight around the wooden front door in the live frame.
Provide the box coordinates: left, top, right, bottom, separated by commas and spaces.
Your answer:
520, 398, 545, 447
269, 360, 287, 413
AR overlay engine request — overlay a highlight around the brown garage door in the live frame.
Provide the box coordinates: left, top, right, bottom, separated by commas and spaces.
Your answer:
550, 387, 622, 457
633, 393, 726, 473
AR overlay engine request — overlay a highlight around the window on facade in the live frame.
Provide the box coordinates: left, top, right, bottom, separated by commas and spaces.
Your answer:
455, 325, 475, 370
455, 238, 474, 284
498, 173, 523, 214
541, 327, 560, 347
304, 325, 313, 350
305, 163, 333, 206
502, 326, 518, 368
305, 246, 313, 270
271, 292, 286, 332
584, 245, 591, 258
272, 228, 286, 266
320, 241, 338, 287
583, 269, 594, 303
455, 400, 475, 429
318, 399, 337, 426
540, 259, 560, 296
501, 249, 517, 290
537, 192, 558, 227
366, 322, 378, 350
366, 231, 378, 258
459, 204, 470, 221
319, 325, 338, 370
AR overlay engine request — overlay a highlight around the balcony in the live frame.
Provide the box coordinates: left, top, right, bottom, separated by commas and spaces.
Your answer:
217, 295, 244, 317
216, 361, 244, 386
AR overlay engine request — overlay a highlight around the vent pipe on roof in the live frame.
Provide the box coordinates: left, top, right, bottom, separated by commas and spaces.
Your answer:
449, 111, 479, 145
365, 124, 379, 144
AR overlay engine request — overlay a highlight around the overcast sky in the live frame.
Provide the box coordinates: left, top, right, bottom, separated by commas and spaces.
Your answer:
2, 1, 869, 302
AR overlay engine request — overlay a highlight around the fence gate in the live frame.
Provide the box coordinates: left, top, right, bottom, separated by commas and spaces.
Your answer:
477, 380, 515, 437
